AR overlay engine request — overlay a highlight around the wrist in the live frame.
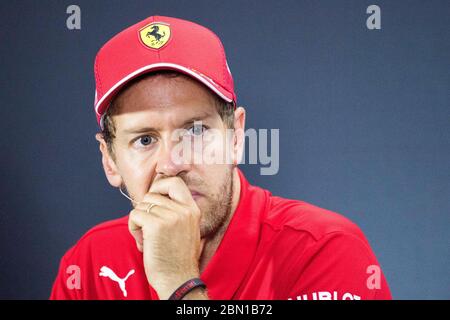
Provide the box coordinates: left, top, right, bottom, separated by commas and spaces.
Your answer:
182, 286, 209, 300
166, 278, 207, 300
153, 272, 201, 300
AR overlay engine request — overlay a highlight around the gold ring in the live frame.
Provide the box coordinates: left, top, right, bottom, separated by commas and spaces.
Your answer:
146, 203, 156, 214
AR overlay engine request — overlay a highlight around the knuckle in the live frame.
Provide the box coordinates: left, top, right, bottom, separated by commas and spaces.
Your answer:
141, 193, 166, 207
141, 193, 156, 204
167, 212, 181, 225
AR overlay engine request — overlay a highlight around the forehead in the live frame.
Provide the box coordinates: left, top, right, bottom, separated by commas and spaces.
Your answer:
111, 73, 221, 131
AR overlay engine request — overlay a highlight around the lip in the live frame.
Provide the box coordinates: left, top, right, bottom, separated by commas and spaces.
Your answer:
190, 190, 204, 200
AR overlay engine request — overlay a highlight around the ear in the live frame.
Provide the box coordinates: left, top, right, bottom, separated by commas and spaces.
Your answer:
232, 107, 246, 165
95, 133, 123, 188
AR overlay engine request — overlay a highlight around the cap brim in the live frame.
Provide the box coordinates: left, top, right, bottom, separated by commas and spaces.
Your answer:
95, 62, 234, 122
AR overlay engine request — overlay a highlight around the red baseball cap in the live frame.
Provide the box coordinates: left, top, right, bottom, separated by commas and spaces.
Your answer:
94, 15, 236, 128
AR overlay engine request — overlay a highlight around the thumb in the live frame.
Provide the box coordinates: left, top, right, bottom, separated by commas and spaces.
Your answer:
198, 238, 206, 258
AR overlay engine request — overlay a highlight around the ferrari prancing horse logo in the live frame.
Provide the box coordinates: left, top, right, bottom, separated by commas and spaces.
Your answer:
139, 22, 171, 49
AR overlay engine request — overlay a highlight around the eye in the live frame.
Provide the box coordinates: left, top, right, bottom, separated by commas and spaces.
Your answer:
187, 123, 208, 136
133, 135, 155, 148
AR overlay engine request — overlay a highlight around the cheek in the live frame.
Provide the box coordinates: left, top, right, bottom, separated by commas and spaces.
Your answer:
117, 151, 158, 200
195, 164, 229, 195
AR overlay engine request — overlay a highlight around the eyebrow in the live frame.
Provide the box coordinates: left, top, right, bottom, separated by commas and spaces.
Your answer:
122, 111, 215, 134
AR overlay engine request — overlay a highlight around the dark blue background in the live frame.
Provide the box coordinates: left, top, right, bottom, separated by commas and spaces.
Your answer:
0, 0, 448, 299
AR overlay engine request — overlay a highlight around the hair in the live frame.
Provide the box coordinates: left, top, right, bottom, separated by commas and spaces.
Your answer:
100, 71, 235, 159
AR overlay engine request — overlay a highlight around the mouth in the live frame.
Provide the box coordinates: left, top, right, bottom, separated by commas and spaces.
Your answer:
190, 190, 204, 200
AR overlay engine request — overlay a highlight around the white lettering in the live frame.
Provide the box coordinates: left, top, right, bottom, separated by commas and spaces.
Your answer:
66, 265, 81, 290
366, 5, 381, 30
66, 5, 81, 30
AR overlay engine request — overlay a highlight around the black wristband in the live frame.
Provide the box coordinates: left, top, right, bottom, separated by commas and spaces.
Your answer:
168, 278, 206, 300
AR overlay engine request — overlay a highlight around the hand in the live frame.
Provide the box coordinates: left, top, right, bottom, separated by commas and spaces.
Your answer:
128, 176, 205, 300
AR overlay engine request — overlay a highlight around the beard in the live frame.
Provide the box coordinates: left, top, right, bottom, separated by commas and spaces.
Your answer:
177, 166, 234, 239
195, 167, 234, 239
122, 166, 234, 239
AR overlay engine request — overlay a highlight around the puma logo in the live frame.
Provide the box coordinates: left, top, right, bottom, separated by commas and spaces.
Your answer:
99, 266, 135, 297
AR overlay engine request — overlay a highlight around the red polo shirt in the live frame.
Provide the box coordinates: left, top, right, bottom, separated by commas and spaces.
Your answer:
50, 169, 391, 300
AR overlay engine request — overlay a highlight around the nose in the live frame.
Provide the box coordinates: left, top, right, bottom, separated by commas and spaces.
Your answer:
155, 138, 191, 177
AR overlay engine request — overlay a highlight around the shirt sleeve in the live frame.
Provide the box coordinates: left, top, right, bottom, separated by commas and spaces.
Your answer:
287, 232, 392, 300
50, 253, 78, 300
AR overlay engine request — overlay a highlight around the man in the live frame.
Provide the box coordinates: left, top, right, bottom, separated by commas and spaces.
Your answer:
50, 15, 391, 300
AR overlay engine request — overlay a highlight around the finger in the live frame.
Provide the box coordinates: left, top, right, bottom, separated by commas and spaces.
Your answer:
136, 193, 187, 213
129, 206, 179, 238
128, 209, 157, 249
149, 176, 194, 205
135, 233, 143, 252
129, 208, 163, 232
128, 219, 143, 252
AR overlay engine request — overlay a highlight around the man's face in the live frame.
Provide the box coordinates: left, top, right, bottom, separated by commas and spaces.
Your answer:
104, 74, 238, 238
